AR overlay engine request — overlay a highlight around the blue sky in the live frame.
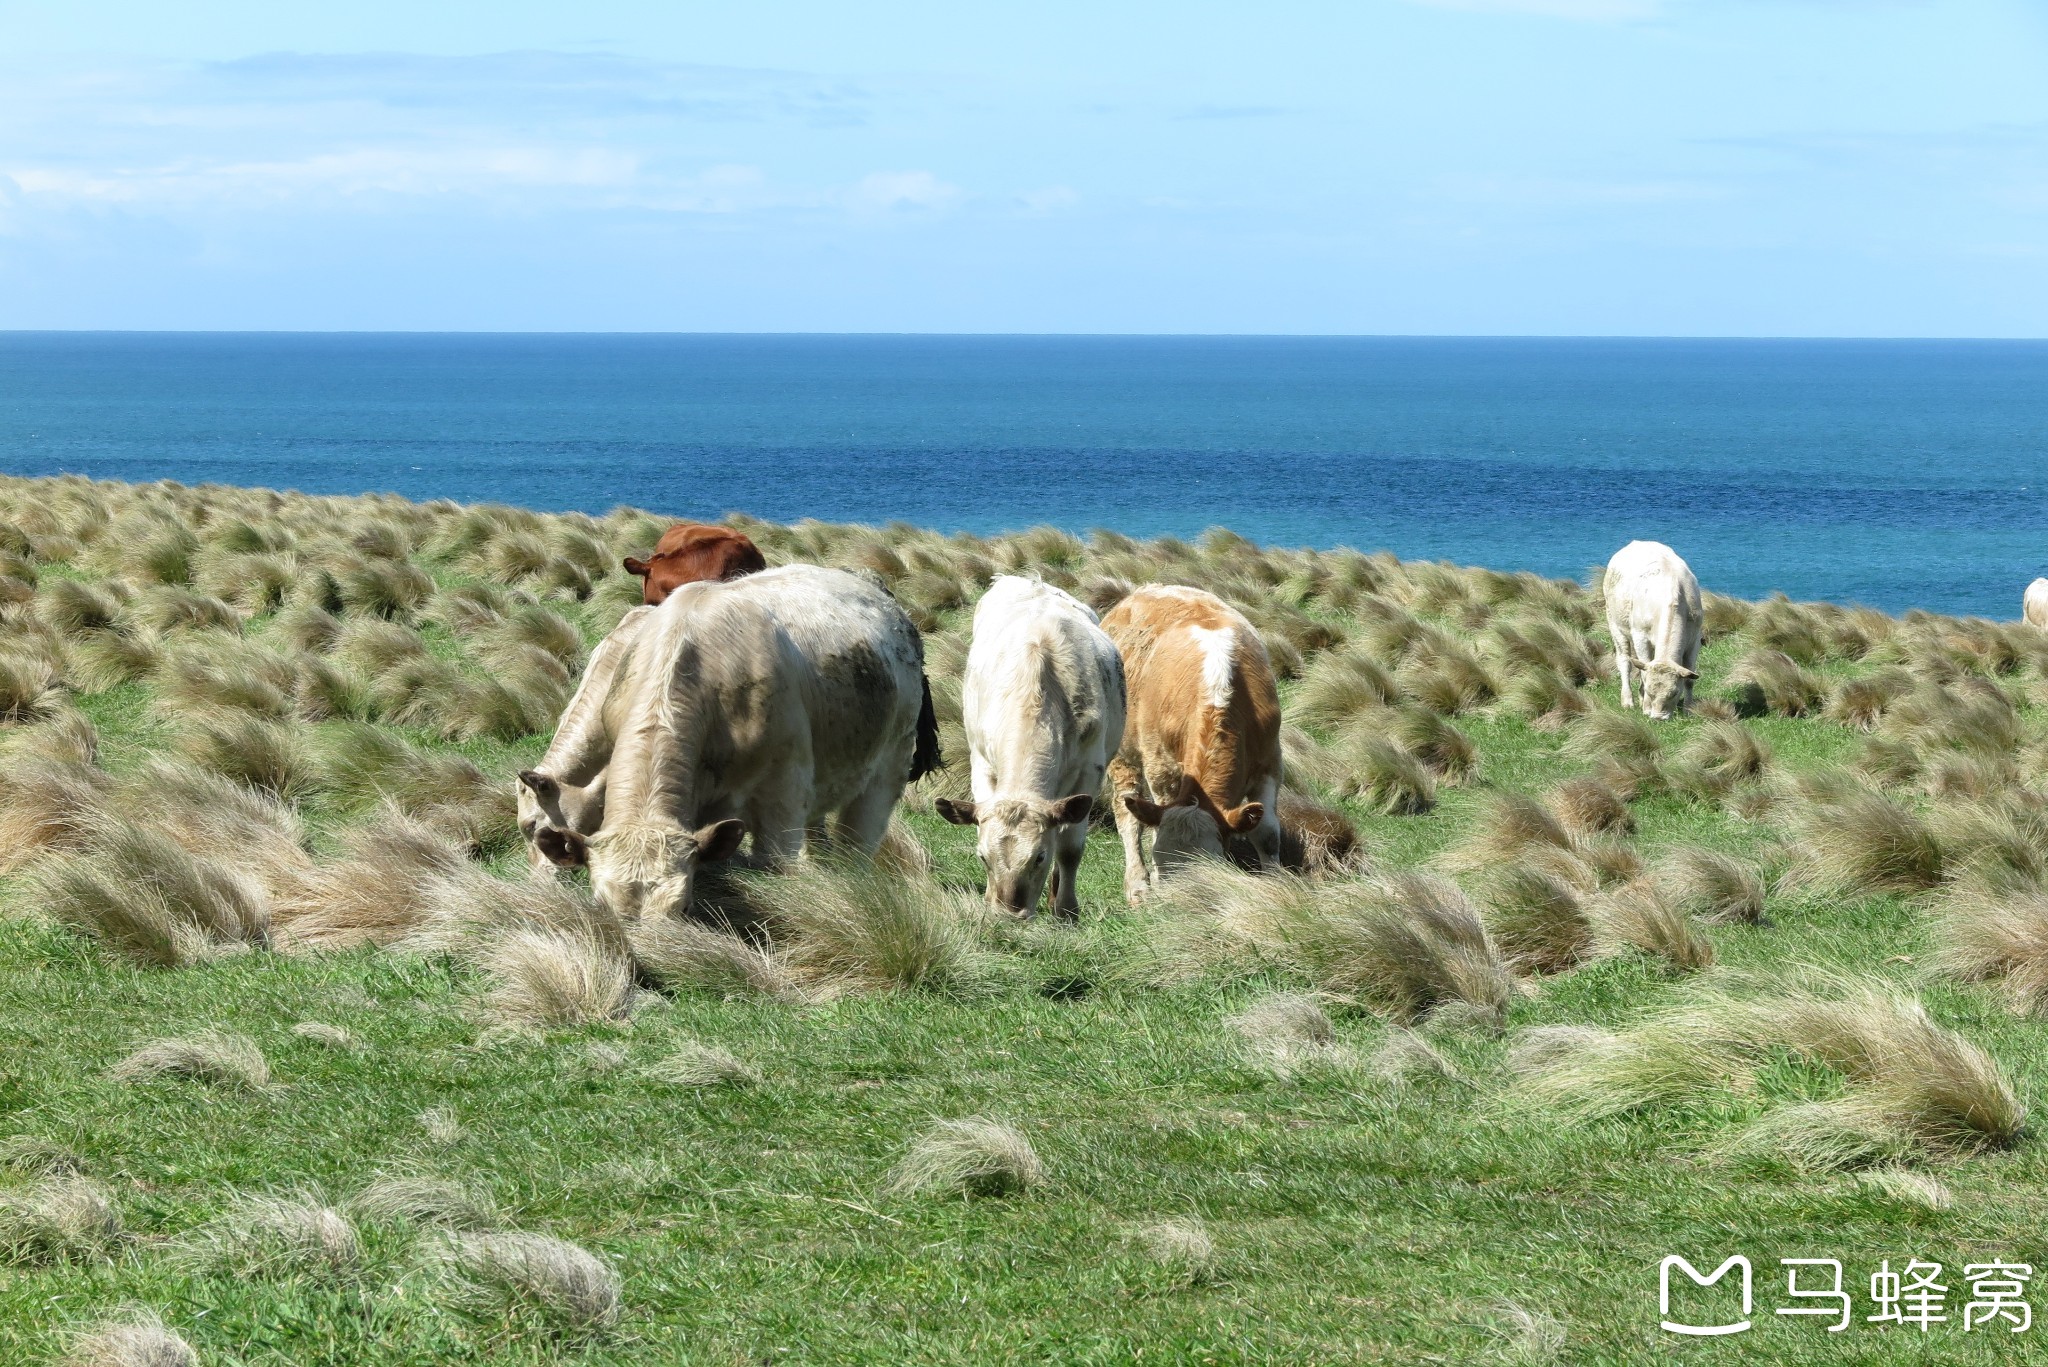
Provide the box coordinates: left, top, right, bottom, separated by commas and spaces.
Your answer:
2, 0, 2045, 334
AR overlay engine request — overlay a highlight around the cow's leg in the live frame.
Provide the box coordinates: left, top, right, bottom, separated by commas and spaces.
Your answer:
1049, 818, 1090, 921
1614, 646, 1634, 709
834, 777, 902, 858
750, 783, 811, 867
1109, 757, 1150, 904
1249, 774, 1283, 871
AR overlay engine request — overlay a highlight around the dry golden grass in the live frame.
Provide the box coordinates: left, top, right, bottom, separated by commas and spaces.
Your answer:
886, 1117, 1045, 1199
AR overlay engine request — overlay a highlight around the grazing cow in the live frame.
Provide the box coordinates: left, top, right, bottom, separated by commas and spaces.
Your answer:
569, 565, 942, 921
1605, 540, 1704, 720
2026, 578, 2048, 630
935, 576, 1127, 919
1101, 585, 1282, 901
516, 605, 654, 875
622, 524, 767, 605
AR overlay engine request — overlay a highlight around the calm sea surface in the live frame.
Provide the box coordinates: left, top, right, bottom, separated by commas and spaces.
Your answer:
2, 333, 2045, 616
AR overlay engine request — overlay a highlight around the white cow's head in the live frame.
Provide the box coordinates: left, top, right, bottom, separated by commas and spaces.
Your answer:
516, 769, 607, 875
1634, 659, 1699, 720
935, 793, 1093, 915
1124, 780, 1265, 882
586, 818, 747, 920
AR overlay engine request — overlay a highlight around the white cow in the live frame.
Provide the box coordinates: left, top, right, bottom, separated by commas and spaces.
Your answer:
516, 605, 654, 875
936, 576, 1127, 919
2026, 578, 2048, 630
571, 565, 939, 922
1604, 540, 1703, 720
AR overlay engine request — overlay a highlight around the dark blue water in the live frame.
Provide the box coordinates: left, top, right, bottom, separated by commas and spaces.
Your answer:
3, 333, 2046, 617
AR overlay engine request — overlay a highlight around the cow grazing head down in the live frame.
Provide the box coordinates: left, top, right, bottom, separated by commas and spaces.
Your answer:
516, 769, 607, 874
1124, 780, 1265, 881
622, 524, 767, 606
935, 793, 1093, 916
1633, 658, 1699, 721
584, 819, 748, 920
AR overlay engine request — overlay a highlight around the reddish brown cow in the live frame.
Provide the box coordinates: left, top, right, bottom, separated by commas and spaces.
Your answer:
1100, 584, 1283, 901
622, 524, 767, 605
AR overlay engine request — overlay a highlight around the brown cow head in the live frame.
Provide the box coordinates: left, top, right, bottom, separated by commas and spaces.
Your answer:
1123, 777, 1263, 881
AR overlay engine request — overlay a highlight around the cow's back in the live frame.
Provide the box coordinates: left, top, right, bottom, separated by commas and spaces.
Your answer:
667, 565, 926, 811
1102, 585, 1280, 804
1607, 541, 1702, 648
965, 577, 1126, 793
2026, 578, 2048, 629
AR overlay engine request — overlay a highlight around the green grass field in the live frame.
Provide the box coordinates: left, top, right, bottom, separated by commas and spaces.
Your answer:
4, 474, 2048, 1364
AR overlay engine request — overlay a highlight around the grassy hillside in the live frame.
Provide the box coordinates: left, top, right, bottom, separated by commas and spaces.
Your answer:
2, 473, 2047, 1364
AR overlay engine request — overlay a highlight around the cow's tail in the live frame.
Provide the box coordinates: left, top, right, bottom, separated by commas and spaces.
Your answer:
909, 674, 944, 782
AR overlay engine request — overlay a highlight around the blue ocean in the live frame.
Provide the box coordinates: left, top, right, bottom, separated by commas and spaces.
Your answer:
2, 333, 2045, 617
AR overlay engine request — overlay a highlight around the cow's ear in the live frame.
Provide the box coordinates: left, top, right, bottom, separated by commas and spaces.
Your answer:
1222, 801, 1265, 834
1123, 795, 1168, 828
934, 798, 979, 826
536, 827, 588, 868
1046, 793, 1093, 824
622, 556, 651, 578
693, 818, 747, 863
1675, 665, 1700, 679
517, 769, 559, 802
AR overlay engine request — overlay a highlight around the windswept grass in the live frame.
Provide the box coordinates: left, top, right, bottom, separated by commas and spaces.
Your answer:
886, 1117, 1045, 1199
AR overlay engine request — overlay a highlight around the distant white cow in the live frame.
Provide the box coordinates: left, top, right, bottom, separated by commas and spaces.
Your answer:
516, 605, 654, 875
569, 565, 940, 921
2026, 578, 2048, 630
1605, 540, 1703, 720
936, 576, 1127, 919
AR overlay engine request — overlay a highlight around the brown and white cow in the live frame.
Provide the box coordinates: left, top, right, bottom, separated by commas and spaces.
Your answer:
1101, 585, 1283, 901
622, 524, 767, 605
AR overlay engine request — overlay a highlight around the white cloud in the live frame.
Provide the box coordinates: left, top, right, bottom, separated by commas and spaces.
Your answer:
8, 146, 641, 207
843, 170, 962, 214
1016, 185, 1080, 215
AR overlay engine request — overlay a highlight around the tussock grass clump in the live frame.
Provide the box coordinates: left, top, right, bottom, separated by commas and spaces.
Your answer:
1156, 866, 1512, 1026
400, 866, 628, 967
1498, 667, 1591, 728
176, 709, 317, 800
1931, 889, 2048, 1015
480, 928, 635, 1028
1790, 776, 1944, 896
887, 1117, 1045, 1199
0, 646, 63, 720
35, 819, 270, 966
1129, 1217, 1217, 1285
1396, 647, 1496, 715
1584, 879, 1714, 972
1294, 647, 1399, 727
628, 918, 794, 999
111, 759, 310, 883
272, 807, 470, 951
181, 1193, 359, 1279
1727, 649, 1824, 717
67, 627, 164, 691
1280, 724, 1352, 795
353, 1175, 503, 1231
0, 755, 113, 873
109, 1031, 270, 1090
1544, 777, 1633, 837
37, 577, 123, 636
646, 1040, 763, 1089
1440, 792, 1576, 875
438, 1231, 622, 1333
1655, 847, 1767, 924
1512, 973, 2025, 1167
1825, 669, 1913, 730
0, 1176, 123, 1264
1481, 1302, 1567, 1367
1473, 866, 1592, 976
1225, 992, 1355, 1076
290, 1021, 359, 1050
4, 706, 101, 766
0, 1136, 87, 1176
1335, 733, 1437, 815
61, 1307, 200, 1367
1560, 707, 1661, 766
1667, 719, 1772, 799
1380, 705, 1478, 782
1851, 1167, 1952, 1212
742, 860, 995, 995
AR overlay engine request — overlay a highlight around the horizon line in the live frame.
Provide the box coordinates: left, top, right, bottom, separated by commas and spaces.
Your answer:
3, 329, 2047, 343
